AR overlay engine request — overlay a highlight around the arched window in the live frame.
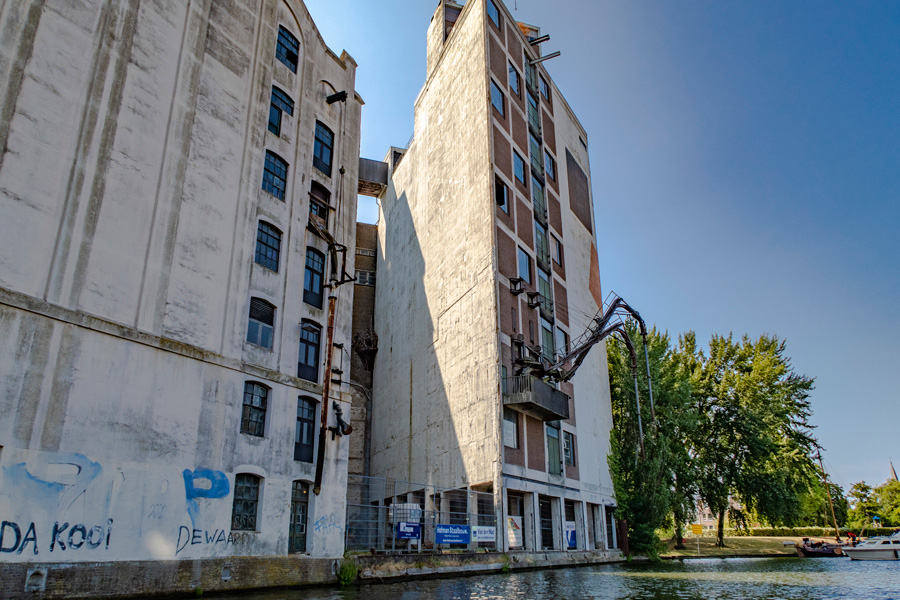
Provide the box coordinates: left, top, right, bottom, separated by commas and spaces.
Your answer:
262, 150, 288, 200
298, 321, 321, 382
241, 382, 268, 437
247, 298, 275, 349
313, 121, 334, 176
304, 248, 326, 309
231, 473, 261, 531
295, 396, 316, 462
255, 221, 282, 271
275, 26, 299, 73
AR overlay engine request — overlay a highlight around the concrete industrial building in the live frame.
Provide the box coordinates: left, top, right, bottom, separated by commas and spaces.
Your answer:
371, 0, 620, 554
0, 0, 368, 595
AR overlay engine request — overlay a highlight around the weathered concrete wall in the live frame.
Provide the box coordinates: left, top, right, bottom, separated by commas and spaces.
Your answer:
0, 300, 351, 562
0, 0, 362, 570
372, 0, 500, 490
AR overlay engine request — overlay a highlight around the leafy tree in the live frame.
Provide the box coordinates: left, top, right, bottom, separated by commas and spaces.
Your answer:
847, 482, 879, 529
692, 334, 817, 546
874, 480, 900, 526
796, 481, 848, 529
607, 324, 696, 555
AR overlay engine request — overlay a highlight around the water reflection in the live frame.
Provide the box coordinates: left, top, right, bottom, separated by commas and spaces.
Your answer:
213, 558, 900, 600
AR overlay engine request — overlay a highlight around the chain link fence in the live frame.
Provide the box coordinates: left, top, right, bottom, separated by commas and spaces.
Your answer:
346, 474, 498, 553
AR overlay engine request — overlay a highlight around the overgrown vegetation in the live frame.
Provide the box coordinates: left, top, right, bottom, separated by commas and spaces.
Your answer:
336, 559, 359, 586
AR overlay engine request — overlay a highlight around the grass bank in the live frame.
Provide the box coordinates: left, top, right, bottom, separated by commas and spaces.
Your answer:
660, 536, 803, 558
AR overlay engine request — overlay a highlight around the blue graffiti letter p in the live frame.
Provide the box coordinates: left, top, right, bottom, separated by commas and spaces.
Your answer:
182, 468, 230, 527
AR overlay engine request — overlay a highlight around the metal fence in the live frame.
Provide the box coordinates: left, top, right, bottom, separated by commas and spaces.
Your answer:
346, 474, 498, 553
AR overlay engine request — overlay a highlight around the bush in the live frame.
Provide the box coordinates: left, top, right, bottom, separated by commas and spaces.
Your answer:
336, 559, 359, 586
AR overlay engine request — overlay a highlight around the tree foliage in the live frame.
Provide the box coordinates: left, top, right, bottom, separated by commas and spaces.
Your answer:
608, 327, 820, 552
848, 479, 900, 528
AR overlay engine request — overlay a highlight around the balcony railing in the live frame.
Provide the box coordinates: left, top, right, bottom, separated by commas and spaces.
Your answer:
502, 375, 569, 421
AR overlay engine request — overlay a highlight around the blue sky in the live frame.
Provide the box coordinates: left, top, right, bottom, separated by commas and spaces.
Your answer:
303, 0, 900, 491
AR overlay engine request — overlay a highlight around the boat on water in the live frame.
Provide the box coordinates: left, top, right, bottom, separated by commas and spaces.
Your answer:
842, 530, 900, 561
795, 537, 843, 558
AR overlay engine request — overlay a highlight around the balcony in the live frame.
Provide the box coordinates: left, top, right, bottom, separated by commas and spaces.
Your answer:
502, 375, 569, 421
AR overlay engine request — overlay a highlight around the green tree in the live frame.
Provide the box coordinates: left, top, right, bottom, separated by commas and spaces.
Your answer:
692, 334, 817, 546
847, 482, 878, 529
873, 480, 900, 527
796, 481, 849, 529
607, 324, 696, 555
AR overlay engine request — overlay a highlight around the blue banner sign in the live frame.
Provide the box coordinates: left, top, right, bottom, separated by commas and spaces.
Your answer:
435, 524, 470, 544
396, 521, 421, 540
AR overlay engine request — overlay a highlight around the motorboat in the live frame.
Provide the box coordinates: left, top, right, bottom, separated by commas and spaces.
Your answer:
795, 537, 843, 558
842, 530, 900, 561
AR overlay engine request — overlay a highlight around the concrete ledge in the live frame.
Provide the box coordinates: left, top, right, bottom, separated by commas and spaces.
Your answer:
0, 556, 339, 600
356, 549, 625, 582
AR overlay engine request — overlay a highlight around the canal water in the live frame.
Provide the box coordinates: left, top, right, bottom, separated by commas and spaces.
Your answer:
215, 557, 900, 600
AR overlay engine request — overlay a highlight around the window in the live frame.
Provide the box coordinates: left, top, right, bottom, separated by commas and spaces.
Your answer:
495, 175, 509, 213
276, 26, 299, 72
527, 91, 541, 133
303, 248, 326, 309
517, 247, 532, 284
255, 221, 281, 272
355, 270, 376, 286
241, 382, 268, 437
539, 74, 551, 102
564, 431, 576, 466
298, 321, 321, 382
541, 318, 555, 362
532, 174, 546, 216
513, 152, 527, 185
556, 328, 569, 359
501, 365, 508, 393
529, 132, 543, 174
356, 247, 376, 257
289, 481, 310, 552
295, 397, 316, 462
268, 86, 294, 136
262, 151, 288, 200
511, 307, 517, 333
247, 298, 275, 349
309, 181, 330, 229
313, 121, 334, 176
490, 80, 505, 117
231, 474, 260, 531
545, 150, 556, 181
487, 0, 500, 28
552, 235, 563, 265
547, 423, 561, 475
508, 62, 521, 97
535, 221, 550, 268
503, 407, 518, 449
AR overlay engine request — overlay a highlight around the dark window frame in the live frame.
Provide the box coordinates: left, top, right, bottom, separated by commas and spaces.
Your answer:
262, 150, 288, 200
231, 473, 260, 531
490, 79, 505, 117
517, 247, 532, 285
289, 480, 310, 553
503, 406, 518, 449
495, 175, 509, 214
295, 397, 316, 462
303, 247, 326, 309
513, 151, 527, 186
268, 86, 295, 136
276, 26, 299, 73
309, 181, 331, 229
539, 74, 551, 102
241, 381, 268, 437
298, 321, 321, 382
313, 121, 334, 176
255, 221, 282, 272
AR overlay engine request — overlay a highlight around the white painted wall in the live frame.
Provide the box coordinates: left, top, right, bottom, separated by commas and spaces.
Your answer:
0, 0, 362, 561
